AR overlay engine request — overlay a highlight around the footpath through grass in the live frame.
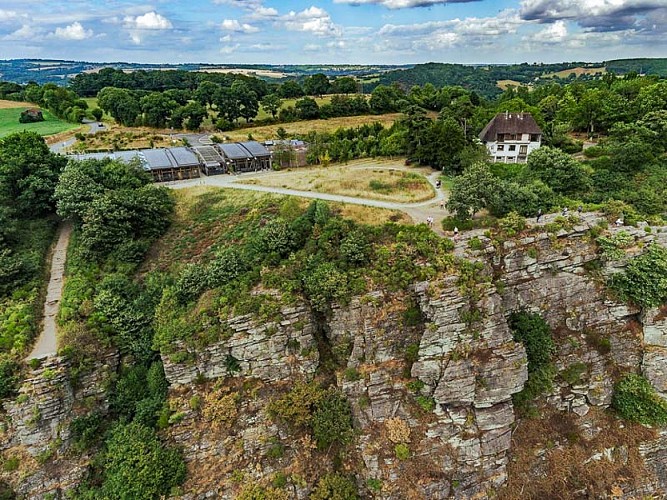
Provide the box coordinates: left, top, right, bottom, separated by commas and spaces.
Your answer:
239, 159, 436, 204
0, 107, 79, 138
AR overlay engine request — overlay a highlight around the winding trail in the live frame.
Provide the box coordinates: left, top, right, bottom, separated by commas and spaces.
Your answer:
27, 223, 72, 361
167, 169, 450, 235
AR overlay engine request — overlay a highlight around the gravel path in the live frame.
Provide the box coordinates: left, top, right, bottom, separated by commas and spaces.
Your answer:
167, 169, 450, 234
27, 223, 72, 361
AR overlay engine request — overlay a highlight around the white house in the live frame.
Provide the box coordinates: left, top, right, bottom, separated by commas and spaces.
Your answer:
479, 112, 542, 164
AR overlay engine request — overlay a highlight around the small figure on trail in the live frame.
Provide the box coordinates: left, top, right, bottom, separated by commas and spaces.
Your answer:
615, 218, 623, 226
426, 216, 433, 227
577, 205, 583, 214
536, 208, 542, 223
453, 226, 459, 239
562, 207, 569, 217
440, 200, 444, 210
436, 180, 441, 189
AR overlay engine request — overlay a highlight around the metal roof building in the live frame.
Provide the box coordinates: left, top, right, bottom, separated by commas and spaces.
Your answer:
192, 145, 227, 175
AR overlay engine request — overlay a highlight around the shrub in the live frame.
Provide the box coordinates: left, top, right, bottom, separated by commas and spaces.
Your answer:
340, 230, 370, 266
70, 412, 104, 452
302, 262, 349, 313
100, 422, 186, 500
597, 230, 634, 260
174, 264, 209, 303
202, 389, 238, 430
609, 244, 667, 308
311, 389, 354, 450
560, 363, 588, 386
0, 357, 19, 399
267, 381, 324, 429
415, 395, 436, 412
498, 212, 526, 236
508, 311, 555, 370
394, 443, 410, 460
468, 236, 483, 250
311, 473, 359, 500
385, 417, 410, 444
612, 373, 667, 426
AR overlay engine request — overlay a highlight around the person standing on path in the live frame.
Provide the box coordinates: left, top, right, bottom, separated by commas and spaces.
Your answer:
536, 208, 542, 223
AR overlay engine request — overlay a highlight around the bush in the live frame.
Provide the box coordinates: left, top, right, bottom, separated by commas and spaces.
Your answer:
310, 473, 359, 500
312, 389, 354, 450
508, 311, 555, 370
267, 381, 324, 429
609, 244, 667, 308
70, 412, 104, 451
100, 422, 186, 500
612, 373, 667, 425
498, 212, 526, 236
394, 443, 410, 460
302, 262, 349, 313
0, 357, 19, 399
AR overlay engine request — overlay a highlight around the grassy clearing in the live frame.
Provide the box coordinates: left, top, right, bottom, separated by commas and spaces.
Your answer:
82, 97, 112, 121
0, 99, 35, 109
496, 80, 525, 90
545, 67, 606, 78
255, 95, 336, 120
239, 159, 435, 203
0, 108, 79, 138
222, 113, 401, 142
144, 186, 410, 272
71, 114, 401, 152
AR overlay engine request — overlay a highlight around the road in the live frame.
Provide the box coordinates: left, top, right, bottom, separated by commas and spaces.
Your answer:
166, 169, 450, 234
27, 223, 72, 361
48, 120, 106, 153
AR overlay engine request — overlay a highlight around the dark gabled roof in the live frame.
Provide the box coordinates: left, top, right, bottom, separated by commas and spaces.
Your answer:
192, 145, 225, 167
167, 147, 200, 167
142, 149, 175, 170
239, 141, 271, 158
479, 113, 542, 142
218, 143, 251, 160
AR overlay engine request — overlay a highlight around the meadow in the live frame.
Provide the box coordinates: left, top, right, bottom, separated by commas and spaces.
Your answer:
0, 101, 79, 138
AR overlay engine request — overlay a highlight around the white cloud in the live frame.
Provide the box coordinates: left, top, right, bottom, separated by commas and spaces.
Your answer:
220, 43, 240, 54
303, 43, 321, 51
4, 24, 38, 40
378, 10, 525, 50
282, 6, 342, 37
220, 19, 259, 33
220, 34, 233, 42
53, 22, 93, 40
247, 6, 279, 20
249, 43, 274, 50
124, 11, 172, 30
0, 9, 19, 22
528, 20, 567, 43
333, 0, 481, 8
123, 11, 172, 44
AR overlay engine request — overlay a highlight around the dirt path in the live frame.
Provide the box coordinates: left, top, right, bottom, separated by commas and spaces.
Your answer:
167, 168, 450, 235
27, 223, 72, 361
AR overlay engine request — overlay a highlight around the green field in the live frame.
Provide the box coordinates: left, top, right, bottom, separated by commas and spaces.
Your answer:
0, 108, 79, 138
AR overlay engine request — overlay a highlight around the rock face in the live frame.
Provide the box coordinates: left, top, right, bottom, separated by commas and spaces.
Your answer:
162, 303, 319, 386
5, 214, 667, 499
0, 352, 118, 499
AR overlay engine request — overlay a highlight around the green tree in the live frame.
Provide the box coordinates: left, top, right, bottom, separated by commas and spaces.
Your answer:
331, 76, 358, 94
100, 422, 186, 500
232, 81, 259, 123
303, 73, 330, 97
181, 102, 208, 131
140, 92, 175, 128
260, 93, 282, 119
295, 97, 320, 120
0, 132, 66, 215
446, 162, 501, 218
97, 87, 141, 126
279, 80, 304, 98
523, 146, 589, 196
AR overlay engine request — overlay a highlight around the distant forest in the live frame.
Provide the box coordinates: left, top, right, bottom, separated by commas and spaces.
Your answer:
1, 58, 666, 98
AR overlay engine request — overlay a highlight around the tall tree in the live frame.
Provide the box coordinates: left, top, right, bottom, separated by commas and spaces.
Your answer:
261, 93, 282, 119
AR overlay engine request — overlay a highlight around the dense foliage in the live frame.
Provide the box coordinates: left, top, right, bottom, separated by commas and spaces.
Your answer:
508, 311, 556, 415
609, 244, 667, 308
0, 133, 62, 398
612, 373, 667, 426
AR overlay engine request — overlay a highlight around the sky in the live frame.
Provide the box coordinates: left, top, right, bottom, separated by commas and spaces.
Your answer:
0, 0, 665, 65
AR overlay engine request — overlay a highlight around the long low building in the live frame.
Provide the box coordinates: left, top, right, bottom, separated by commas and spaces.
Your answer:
68, 140, 273, 181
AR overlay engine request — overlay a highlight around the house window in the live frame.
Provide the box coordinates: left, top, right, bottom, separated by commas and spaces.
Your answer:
507, 156, 516, 163
509, 145, 516, 151
530, 134, 541, 142
519, 145, 527, 154
495, 156, 504, 162
518, 156, 527, 163
497, 144, 504, 151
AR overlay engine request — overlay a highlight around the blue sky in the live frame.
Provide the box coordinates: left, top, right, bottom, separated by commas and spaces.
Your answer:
0, 0, 665, 64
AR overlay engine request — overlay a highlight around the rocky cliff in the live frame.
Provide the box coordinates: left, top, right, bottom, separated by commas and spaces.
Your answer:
3, 213, 667, 499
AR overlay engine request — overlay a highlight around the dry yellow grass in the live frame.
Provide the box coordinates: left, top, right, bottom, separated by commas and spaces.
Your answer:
222, 113, 401, 142
545, 66, 606, 78
238, 159, 436, 203
0, 99, 36, 109
496, 80, 525, 90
